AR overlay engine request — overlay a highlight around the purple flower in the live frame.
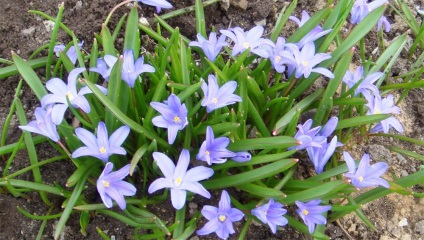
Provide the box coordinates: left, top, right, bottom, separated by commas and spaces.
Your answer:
318, 116, 339, 138
41, 67, 108, 125
148, 149, 214, 210
197, 190, 244, 239
72, 121, 130, 162
295, 200, 332, 234
19, 106, 60, 142
343, 151, 389, 188
342, 66, 381, 99
377, 16, 391, 32
284, 42, 334, 79
201, 74, 242, 113
150, 94, 188, 144
289, 11, 332, 48
220, 26, 275, 58
230, 151, 252, 163
251, 198, 288, 234
307, 136, 339, 174
350, 0, 388, 25
122, 50, 155, 88
54, 41, 84, 65
97, 162, 136, 210
196, 126, 236, 165
290, 119, 327, 151
189, 32, 228, 61
268, 37, 293, 73
365, 94, 403, 133
137, 0, 172, 13
90, 55, 118, 81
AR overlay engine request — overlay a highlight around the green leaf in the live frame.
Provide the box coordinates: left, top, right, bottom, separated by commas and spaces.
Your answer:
130, 143, 149, 175
79, 211, 89, 237
282, 180, 348, 204
202, 159, 297, 189
228, 136, 298, 151
270, 0, 297, 41
195, 0, 206, 37
0, 57, 47, 80
336, 114, 390, 129
237, 183, 285, 199
12, 53, 47, 100
124, 7, 140, 57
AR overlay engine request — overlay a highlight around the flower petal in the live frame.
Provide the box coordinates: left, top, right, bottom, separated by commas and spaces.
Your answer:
170, 188, 187, 210
152, 152, 175, 177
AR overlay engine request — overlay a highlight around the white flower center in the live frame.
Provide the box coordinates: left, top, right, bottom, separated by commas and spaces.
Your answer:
211, 97, 218, 104
99, 146, 106, 154
174, 116, 181, 123
103, 180, 110, 187
242, 42, 249, 49
302, 209, 309, 215
302, 61, 308, 66
174, 176, 183, 187
275, 56, 281, 63
359, 176, 364, 182
66, 91, 75, 101
218, 214, 226, 222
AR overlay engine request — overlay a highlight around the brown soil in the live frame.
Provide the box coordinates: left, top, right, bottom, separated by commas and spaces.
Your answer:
1, 0, 424, 239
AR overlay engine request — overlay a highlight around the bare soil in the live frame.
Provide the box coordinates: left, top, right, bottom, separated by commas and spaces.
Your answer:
1, 0, 424, 239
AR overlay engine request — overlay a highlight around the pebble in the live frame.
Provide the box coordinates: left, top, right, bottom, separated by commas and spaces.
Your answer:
43, 20, 55, 32
231, 0, 248, 10
22, 27, 35, 36
75, 1, 82, 9
414, 219, 424, 234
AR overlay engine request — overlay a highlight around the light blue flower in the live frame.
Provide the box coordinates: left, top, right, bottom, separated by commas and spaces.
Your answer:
284, 42, 334, 79
189, 32, 228, 61
41, 67, 108, 125
150, 94, 189, 144
220, 26, 275, 58
268, 37, 294, 73
251, 198, 288, 234
72, 121, 130, 162
137, 0, 172, 13
230, 151, 252, 162
19, 106, 60, 142
295, 200, 331, 234
196, 126, 235, 165
197, 190, 244, 239
122, 50, 155, 88
148, 149, 214, 210
377, 16, 391, 32
54, 41, 84, 65
343, 151, 389, 188
365, 94, 403, 134
90, 55, 118, 81
289, 11, 332, 48
201, 74, 242, 113
290, 119, 327, 151
350, 0, 388, 25
97, 162, 136, 210
342, 66, 381, 99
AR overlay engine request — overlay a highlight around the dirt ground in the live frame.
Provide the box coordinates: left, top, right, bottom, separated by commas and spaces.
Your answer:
1, 0, 424, 239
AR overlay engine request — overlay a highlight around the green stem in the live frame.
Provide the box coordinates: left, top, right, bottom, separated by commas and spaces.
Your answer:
173, 206, 186, 239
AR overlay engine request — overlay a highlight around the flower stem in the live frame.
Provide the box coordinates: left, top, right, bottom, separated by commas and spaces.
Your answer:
57, 140, 72, 158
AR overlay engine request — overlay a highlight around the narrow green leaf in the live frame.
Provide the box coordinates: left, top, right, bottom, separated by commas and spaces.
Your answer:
336, 114, 390, 129
124, 7, 140, 56
237, 183, 284, 199
12, 53, 47, 100
228, 136, 297, 151
195, 0, 206, 37
270, 0, 297, 41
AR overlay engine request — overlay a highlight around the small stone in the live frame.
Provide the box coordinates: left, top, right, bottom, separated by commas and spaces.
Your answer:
254, 19, 266, 26
231, 0, 248, 10
398, 218, 408, 227
43, 20, 55, 32
188, 202, 197, 209
139, 17, 150, 27
401, 234, 411, 240
220, 0, 230, 11
414, 220, 424, 234
22, 27, 36, 36
75, 1, 82, 9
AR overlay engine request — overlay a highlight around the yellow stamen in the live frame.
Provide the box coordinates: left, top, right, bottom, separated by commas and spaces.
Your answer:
205, 151, 210, 155
359, 176, 364, 182
174, 116, 181, 123
99, 146, 106, 154
66, 91, 75, 101
374, 110, 381, 114
218, 215, 226, 222
103, 180, 110, 187
275, 56, 281, 63
242, 42, 249, 49
174, 176, 182, 186
302, 61, 308, 66
302, 209, 309, 215
211, 97, 218, 104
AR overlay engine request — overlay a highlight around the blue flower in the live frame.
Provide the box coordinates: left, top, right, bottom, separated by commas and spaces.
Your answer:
19, 106, 60, 142
377, 16, 391, 32
201, 74, 242, 113
197, 190, 244, 239
290, 119, 327, 151
251, 198, 288, 234
268, 37, 293, 73
230, 151, 252, 163
295, 200, 332, 234
150, 94, 188, 144
284, 42, 334, 79
197, 126, 236, 165
342, 66, 381, 99
72, 121, 130, 162
41, 67, 108, 125
343, 151, 389, 188
148, 149, 214, 210
365, 94, 403, 134
189, 32, 228, 61
90, 55, 118, 81
97, 162, 136, 210
54, 41, 84, 65
220, 26, 275, 58
350, 0, 388, 25
289, 11, 332, 48
122, 50, 155, 88
137, 0, 172, 13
